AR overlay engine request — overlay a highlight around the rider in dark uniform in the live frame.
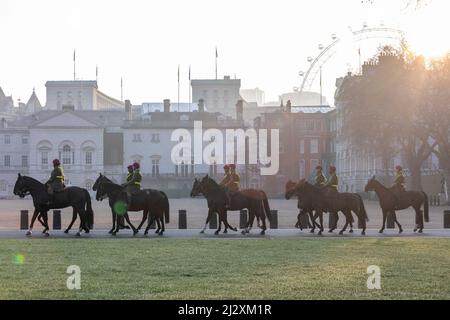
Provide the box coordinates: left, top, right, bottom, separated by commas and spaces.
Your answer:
391, 165, 406, 206
314, 165, 326, 187
123, 162, 142, 206
226, 164, 240, 192
46, 159, 65, 205
325, 166, 339, 192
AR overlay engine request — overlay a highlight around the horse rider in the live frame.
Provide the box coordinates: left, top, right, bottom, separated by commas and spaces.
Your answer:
123, 162, 142, 206
392, 165, 406, 192
45, 159, 65, 205
219, 164, 231, 186
122, 165, 134, 187
324, 166, 339, 192
314, 165, 326, 187
227, 164, 240, 192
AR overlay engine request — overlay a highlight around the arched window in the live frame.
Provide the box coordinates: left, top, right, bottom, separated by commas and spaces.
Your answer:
62, 145, 72, 165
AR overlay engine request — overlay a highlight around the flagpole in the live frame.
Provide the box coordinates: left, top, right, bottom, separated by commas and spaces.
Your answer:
215, 47, 218, 80
96, 65, 98, 83
319, 66, 323, 105
121, 77, 123, 101
178, 65, 180, 112
73, 49, 76, 80
188, 65, 191, 112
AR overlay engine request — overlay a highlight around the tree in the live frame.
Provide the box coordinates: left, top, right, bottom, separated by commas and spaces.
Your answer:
336, 45, 435, 190
423, 54, 450, 203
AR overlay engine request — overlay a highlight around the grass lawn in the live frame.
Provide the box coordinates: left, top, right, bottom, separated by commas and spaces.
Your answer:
0, 238, 449, 300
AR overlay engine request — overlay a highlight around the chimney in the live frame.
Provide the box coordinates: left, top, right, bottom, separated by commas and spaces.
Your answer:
0, 118, 7, 129
125, 100, 132, 120
163, 99, 171, 113
236, 100, 244, 121
198, 99, 205, 112
286, 100, 292, 113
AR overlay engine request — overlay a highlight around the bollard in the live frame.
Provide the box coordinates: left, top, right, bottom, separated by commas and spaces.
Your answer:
444, 210, 450, 228
270, 210, 278, 229
20, 210, 29, 230
53, 210, 61, 230
299, 211, 310, 229
178, 210, 187, 229
328, 212, 338, 230
387, 212, 395, 229
239, 209, 248, 228
209, 212, 218, 229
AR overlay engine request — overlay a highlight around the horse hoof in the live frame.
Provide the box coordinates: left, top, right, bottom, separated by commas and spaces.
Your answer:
44, 232, 50, 237
349, 229, 354, 234
413, 228, 417, 232
85, 230, 90, 234
76, 232, 81, 237
108, 230, 113, 234
318, 231, 322, 236
223, 230, 228, 234
328, 229, 333, 233
310, 229, 314, 233
199, 230, 205, 234
111, 232, 117, 236
214, 231, 219, 235
418, 229, 423, 233
260, 231, 265, 235
378, 230, 384, 234
232, 227, 238, 232
64, 229, 69, 234
26, 231, 32, 236
339, 231, 344, 235
361, 231, 366, 236
144, 232, 148, 236
158, 232, 164, 236
241, 230, 246, 235
133, 231, 138, 236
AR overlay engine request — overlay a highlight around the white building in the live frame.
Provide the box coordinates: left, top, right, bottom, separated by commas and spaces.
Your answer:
45, 80, 124, 111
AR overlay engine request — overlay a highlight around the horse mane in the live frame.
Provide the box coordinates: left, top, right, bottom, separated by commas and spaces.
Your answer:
372, 178, 388, 190
23, 175, 44, 186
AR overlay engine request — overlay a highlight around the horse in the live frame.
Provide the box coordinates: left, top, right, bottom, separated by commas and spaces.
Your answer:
13, 174, 93, 237
190, 178, 263, 234
295, 179, 368, 235
191, 175, 271, 235
95, 177, 169, 236
285, 180, 317, 232
364, 176, 429, 233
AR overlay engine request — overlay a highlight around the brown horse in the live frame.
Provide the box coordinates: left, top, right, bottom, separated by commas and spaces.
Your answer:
364, 176, 429, 233
191, 175, 271, 235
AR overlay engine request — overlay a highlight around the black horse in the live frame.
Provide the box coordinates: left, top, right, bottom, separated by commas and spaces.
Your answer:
191, 175, 271, 235
13, 174, 93, 237
294, 179, 368, 235
364, 176, 429, 233
94, 175, 169, 236
285, 180, 317, 232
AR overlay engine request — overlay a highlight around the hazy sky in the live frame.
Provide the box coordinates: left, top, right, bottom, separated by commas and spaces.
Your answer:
1, 0, 449, 106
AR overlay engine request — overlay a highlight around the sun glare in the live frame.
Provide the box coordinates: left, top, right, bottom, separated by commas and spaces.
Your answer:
404, 1, 450, 58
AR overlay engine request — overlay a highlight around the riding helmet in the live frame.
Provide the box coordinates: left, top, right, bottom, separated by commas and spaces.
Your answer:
53, 159, 61, 166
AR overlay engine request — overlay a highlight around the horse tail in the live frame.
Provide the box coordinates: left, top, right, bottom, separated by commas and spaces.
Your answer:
422, 192, 429, 222
356, 193, 369, 222
160, 191, 170, 223
84, 189, 94, 228
261, 191, 271, 221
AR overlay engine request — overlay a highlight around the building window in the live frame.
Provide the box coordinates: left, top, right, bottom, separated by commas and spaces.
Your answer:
209, 162, 217, 177
133, 133, 142, 142
85, 151, 93, 165
4, 155, 11, 167
41, 152, 48, 165
310, 159, 319, 175
0, 180, 7, 192
22, 136, 28, 144
62, 145, 72, 165
299, 140, 305, 154
85, 180, 93, 191
152, 159, 160, 177
4, 135, 11, 144
151, 133, 160, 143
22, 155, 28, 167
310, 139, 319, 154
299, 159, 305, 178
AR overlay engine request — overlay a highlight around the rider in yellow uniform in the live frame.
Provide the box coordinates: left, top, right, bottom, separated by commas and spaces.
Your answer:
46, 159, 65, 205
219, 165, 231, 186
123, 162, 142, 206
314, 165, 326, 187
122, 165, 134, 187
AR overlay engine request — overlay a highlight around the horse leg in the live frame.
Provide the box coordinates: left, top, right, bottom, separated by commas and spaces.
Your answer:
41, 211, 50, 236
259, 209, 267, 235
222, 210, 237, 232
379, 209, 387, 233
390, 211, 402, 233
145, 214, 155, 236
123, 212, 137, 235
415, 207, 423, 233
64, 208, 77, 234
215, 213, 223, 235
309, 211, 317, 233
339, 211, 350, 235
109, 209, 116, 234
136, 210, 149, 233
329, 212, 338, 233
200, 208, 212, 234
158, 210, 165, 236
318, 211, 324, 236
27, 209, 41, 236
